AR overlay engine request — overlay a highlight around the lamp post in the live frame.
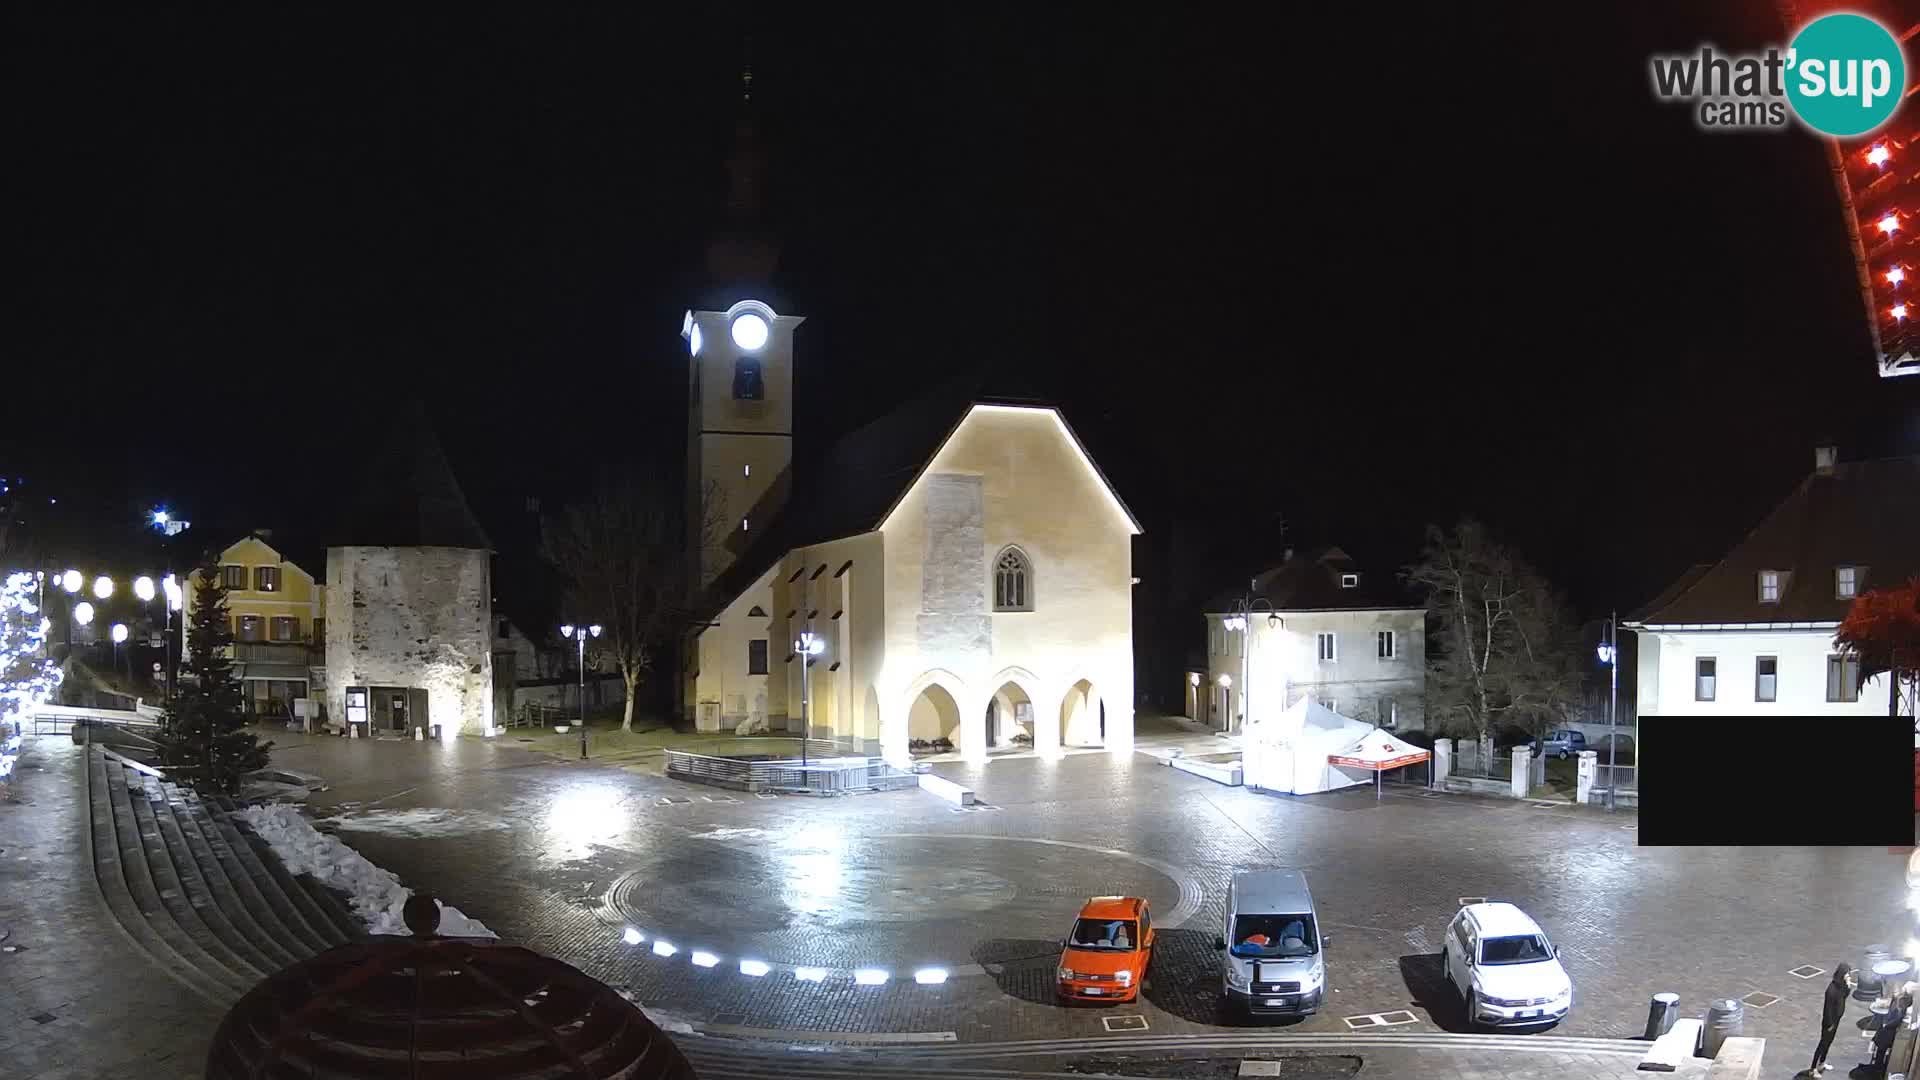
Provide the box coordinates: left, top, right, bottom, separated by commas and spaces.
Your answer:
1596, 613, 1619, 813
1221, 580, 1277, 735
560, 624, 601, 760
795, 631, 825, 767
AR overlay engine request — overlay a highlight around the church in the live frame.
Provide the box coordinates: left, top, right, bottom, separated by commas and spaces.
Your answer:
680, 80, 1140, 766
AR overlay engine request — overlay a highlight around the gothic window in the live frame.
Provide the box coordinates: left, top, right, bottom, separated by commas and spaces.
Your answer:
993, 547, 1033, 612
733, 357, 764, 400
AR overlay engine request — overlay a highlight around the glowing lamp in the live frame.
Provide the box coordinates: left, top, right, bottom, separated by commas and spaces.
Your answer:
1891, 267, 1906, 285
111, 623, 129, 644
73, 601, 95, 626
914, 967, 949, 985
1597, 644, 1616, 664
622, 927, 643, 945
92, 576, 113, 600
739, 959, 771, 977
560, 624, 574, 639
651, 940, 677, 957
853, 969, 889, 986
689, 322, 703, 356
163, 575, 182, 611
691, 951, 720, 968
60, 570, 81, 594
730, 312, 770, 351
1880, 213, 1901, 235
798, 631, 826, 656
589, 624, 602, 638
1223, 615, 1247, 631
1217, 674, 1232, 688
151, 509, 170, 526
1870, 144, 1892, 166
1189, 672, 1200, 686
794, 967, 828, 982
134, 576, 156, 602
1895, 304, 1909, 321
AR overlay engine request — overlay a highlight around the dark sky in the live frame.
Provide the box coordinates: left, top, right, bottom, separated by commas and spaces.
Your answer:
9, 5, 1920, 657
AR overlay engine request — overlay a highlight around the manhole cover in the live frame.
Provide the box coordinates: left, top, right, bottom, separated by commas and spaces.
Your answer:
1342, 1014, 1382, 1029
1742, 992, 1780, 1009
1101, 1015, 1148, 1032
1790, 965, 1826, 980
1376, 1010, 1418, 1025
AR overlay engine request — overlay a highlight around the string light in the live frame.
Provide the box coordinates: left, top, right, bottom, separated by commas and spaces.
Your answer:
0, 572, 64, 759
1880, 213, 1901, 235
1893, 304, 1908, 321
1869, 144, 1892, 167
1889, 267, 1906, 286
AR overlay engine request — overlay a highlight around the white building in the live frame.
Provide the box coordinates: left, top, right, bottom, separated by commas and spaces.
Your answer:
1625, 448, 1918, 718
1201, 547, 1425, 733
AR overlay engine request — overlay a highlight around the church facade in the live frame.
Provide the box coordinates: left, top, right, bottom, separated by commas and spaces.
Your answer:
680, 303, 1140, 764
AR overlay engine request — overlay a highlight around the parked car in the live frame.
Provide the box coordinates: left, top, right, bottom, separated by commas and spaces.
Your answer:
1214, 869, 1326, 1017
1538, 729, 1588, 759
1057, 896, 1155, 1003
1441, 902, 1572, 1028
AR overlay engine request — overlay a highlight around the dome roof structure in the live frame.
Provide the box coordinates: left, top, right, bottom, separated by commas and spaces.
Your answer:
205, 897, 696, 1079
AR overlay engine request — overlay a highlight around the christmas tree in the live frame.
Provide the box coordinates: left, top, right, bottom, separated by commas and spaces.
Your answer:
158, 558, 270, 794
0, 571, 62, 777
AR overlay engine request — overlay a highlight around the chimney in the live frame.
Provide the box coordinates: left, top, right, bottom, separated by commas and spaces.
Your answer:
253, 528, 274, 541
1813, 446, 1837, 475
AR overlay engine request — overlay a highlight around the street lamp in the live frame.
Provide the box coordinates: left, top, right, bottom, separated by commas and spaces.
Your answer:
133, 576, 155, 602
59, 570, 81, 594
1221, 580, 1278, 735
92, 575, 113, 600
73, 601, 94, 626
1596, 612, 1619, 813
796, 631, 826, 767
560, 624, 601, 760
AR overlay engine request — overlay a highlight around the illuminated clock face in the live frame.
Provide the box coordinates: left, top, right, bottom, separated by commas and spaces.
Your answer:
730, 312, 769, 351
689, 323, 703, 356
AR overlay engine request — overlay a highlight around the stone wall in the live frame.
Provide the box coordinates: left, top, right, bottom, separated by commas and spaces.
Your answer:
325, 546, 494, 737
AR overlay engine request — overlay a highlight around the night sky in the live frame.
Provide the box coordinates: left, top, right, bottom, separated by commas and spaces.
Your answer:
10, 5, 1920, 693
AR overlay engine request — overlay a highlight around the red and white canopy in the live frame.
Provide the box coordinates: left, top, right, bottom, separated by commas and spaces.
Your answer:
1327, 729, 1431, 772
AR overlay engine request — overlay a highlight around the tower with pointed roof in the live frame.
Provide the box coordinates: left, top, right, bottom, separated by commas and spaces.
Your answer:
683, 63, 803, 591
324, 411, 497, 739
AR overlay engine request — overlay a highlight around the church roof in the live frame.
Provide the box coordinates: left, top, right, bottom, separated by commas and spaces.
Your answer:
704, 373, 1137, 607
331, 405, 492, 551
1626, 453, 1920, 626
1204, 546, 1420, 614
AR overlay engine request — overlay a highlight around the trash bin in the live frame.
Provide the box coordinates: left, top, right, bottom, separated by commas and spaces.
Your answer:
1702, 998, 1743, 1059
1645, 992, 1680, 1039
1863, 946, 1893, 999
429, 722, 443, 740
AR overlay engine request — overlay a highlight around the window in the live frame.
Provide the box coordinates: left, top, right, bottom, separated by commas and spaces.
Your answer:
221, 564, 247, 590
254, 566, 280, 592
747, 639, 769, 675
237, 615, 263, 643
1380, 698, 1397, 728
1694, 657, 1717, 701
1755, 656, 1777, 702
993, 547, 1033, 611
1341, 573, 1359, 588
732, 357, 764, 399
1209, 621, 1221, 655
1827, 654, 1861, 702
1317, 632, 1336, 662
1377, 630, 1396, 659
270, 616, 298, 642
1757, 570, 1781, 603
1836, 566, 1859, 599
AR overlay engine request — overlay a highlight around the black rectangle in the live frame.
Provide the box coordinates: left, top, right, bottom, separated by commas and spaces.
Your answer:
1639, 715, 1913, 846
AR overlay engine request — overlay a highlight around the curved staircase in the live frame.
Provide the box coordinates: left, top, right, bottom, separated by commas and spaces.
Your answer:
83, 748, 365, 1007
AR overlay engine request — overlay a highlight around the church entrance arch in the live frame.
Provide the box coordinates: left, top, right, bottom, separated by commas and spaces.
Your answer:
1060, 679, 1105, 749
906, 682, 964, 755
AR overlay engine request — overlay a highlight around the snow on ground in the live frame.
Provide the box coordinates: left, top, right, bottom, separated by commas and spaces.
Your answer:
234, 804, 495, 938
318, 807, 512, 838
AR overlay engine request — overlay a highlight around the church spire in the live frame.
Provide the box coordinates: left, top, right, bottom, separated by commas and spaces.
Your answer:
706, 37, 779, 288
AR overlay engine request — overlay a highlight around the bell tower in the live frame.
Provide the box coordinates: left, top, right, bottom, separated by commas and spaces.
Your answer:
685, 62, 801, 589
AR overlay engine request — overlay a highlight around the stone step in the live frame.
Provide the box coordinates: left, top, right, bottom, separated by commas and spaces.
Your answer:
144, 776, 307, 974
206, 793, 364, 949
84, 752, 244, 1006
108, 759, 265, 987
169, 789, 344, 958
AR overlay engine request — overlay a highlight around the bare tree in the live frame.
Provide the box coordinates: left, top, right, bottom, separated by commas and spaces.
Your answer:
541, 470, 727, 732
1404, 520, 1584, 742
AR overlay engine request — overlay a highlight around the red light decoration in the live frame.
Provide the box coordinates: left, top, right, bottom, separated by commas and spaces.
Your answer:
1869, 144, 1893, 166
1893, 304, 1908, 321
1880, 213, 1901, 235
1891, 266, 1907, 285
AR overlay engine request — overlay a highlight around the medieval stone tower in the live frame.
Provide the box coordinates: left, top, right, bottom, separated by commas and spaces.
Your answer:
324, 414, 495, 739
683, 66, 803, 590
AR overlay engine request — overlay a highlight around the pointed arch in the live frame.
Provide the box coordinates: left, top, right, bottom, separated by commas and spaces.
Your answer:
992, 545, 1035, 612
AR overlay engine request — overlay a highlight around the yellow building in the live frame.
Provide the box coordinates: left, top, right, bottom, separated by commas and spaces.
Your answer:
186, 533, 326, 721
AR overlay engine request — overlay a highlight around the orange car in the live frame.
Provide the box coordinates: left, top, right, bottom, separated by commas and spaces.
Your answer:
1057, 896, 1155, 1002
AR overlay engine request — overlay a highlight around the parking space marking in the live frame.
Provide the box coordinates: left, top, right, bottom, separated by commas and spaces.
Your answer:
1342, 1010, 1419, 1029
1790, 965, 1827, 980
1741, 991, 1780, 1009
1101, 1015, 1149, 1033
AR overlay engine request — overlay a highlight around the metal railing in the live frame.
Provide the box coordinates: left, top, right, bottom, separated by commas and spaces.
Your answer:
663, 749, 918, 795
29, 704, 162, 736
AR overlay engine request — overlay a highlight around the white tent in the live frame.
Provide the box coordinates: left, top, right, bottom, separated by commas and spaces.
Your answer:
1241, 698, 1376, 796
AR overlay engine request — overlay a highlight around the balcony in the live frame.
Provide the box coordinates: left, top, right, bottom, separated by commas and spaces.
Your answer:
233, 641, 323, 663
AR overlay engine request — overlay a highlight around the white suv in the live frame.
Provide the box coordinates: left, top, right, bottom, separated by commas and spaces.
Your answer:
1441, 902, 1572, 1028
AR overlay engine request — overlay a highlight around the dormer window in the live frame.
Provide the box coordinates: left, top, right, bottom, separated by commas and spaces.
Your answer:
1836, 565, 1860, 599
1757, 570, 1782, 604
1340, 573, 1359, 588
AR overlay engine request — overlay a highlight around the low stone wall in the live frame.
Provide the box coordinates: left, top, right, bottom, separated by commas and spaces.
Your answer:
1170, 756, 1242, 787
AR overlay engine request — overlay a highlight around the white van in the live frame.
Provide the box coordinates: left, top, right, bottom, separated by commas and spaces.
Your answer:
1214, 869, 1326, 1016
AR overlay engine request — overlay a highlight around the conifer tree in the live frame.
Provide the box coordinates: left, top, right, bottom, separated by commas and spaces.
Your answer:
158, 559, 270, 794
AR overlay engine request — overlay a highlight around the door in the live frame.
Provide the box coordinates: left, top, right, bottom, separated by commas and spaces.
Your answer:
1445, 915, 1470, 993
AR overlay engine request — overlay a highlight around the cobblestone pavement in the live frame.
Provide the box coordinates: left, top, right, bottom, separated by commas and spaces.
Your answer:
261, 727, 1912, 1068
0, 734, 219, 1080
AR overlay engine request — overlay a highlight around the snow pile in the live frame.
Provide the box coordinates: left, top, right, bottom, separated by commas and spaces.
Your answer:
234, 804, 496, 938
319, 807, 512, 838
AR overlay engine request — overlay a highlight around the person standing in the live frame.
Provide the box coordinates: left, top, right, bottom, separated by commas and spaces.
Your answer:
1870, 989, 1909, 1076
1812, 963, 1855, 1075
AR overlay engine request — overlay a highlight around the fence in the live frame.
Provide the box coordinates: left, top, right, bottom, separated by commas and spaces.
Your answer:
663, 749, 919, 796
1596, 762, 1638, 792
